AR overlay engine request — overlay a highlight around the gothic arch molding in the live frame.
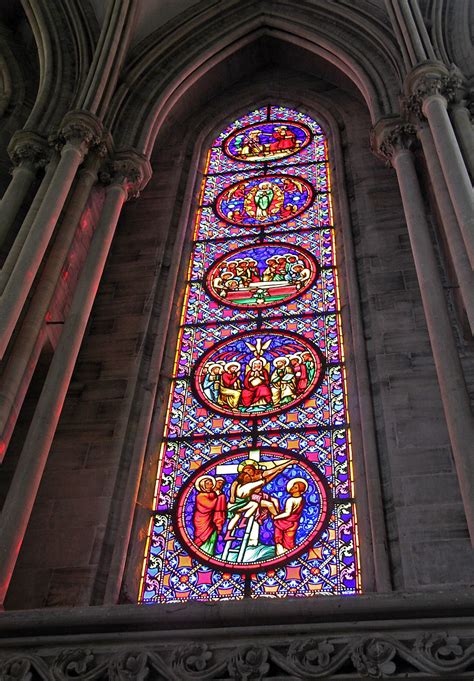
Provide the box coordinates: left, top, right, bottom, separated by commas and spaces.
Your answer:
108, 0, 405, 155
21, 0, 98, 133
105, 78, 394, 604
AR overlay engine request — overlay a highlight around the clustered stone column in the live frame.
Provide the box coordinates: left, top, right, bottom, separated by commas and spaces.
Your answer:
0, 150, 151, 607
372, 119, 474, 542
404, 63, 474, 269
0, 143, 109, 459
0, 110, 103, 359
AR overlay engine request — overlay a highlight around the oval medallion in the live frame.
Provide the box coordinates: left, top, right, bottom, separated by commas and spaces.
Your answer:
193, 330, 325, 418
175, 448, 332, 571
214, 174, 313, 226
223, 121, 311, 163
205, 242, 319, 309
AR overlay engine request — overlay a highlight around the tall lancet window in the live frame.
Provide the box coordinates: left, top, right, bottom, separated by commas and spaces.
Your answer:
139, 106, 361, 602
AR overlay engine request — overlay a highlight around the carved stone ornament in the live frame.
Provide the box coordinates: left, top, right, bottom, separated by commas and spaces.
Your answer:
403, 62, 465, 121
370, 118, 417, 165
2, 630, 474, 680
99, 150, 152, 200
7, 130, 50, 169
50, 110, 103, 153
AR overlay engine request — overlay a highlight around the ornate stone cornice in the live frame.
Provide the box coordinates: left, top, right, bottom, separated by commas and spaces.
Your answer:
370, 117, 417, 165
7, 130, 50, 169
50, 110, 104, 153
1, 630, 474, 679
99, 149, 152, 200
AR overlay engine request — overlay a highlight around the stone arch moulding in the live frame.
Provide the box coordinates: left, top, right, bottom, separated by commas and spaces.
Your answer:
107, 0, 404, 155
114, 85, 393, 607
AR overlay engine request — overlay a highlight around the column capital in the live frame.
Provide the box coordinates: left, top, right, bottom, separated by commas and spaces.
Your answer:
51, 110, 103, 154
403, 62, 465, 120
7, 130, 50, 170
370, 117, 417, 164
99, 150, 152, 200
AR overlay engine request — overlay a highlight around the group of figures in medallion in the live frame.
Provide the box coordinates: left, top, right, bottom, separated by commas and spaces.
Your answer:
140, 106, 360, 602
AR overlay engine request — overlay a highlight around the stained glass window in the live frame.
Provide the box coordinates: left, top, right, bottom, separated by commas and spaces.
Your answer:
139, 106, 361, 602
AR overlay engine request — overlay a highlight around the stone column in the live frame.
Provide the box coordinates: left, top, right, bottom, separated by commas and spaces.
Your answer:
0, 110, 103, 360
414, 122, 474, 333
0, 131, 50, 249
384, 0, 435, 70
372, 120, 474, 542
450, 84, 474, 182
0, 151, 151, 607
0, 146, 107, 460
0, 155, 59, 294
405, 63, 474, 269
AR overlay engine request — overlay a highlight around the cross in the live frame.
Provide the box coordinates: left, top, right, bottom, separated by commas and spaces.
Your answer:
215, 448, 261, 476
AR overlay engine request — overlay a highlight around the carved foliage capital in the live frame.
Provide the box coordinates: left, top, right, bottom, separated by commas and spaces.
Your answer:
370, 118, 417, 164
52, 111, 103, 153
405, 63, 464, 108
99, 150, 152, 200
7, 130, 50, 169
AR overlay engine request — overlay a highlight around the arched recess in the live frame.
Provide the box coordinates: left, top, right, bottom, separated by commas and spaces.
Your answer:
107, 0, 405, 154
92, 35, 399, 604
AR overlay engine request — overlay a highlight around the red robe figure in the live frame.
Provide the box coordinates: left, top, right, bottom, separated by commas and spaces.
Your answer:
241, 358, 272, 408
193, 476, 220, 554
273, 479, 307, 555
290, 355, 308, 395
270, 126, 296, 152
213, 477, 228, 533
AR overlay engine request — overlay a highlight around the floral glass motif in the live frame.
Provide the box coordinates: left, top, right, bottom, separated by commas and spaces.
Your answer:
139, 106, 361, 604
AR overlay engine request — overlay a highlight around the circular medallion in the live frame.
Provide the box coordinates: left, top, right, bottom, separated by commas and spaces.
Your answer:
214, 174, 313, 226
193, 330, 325, 418
205, 242, 319, 309
175, 448, 332, 572
223, 121, 311, 163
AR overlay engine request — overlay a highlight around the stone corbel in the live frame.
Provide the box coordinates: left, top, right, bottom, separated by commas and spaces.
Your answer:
99, 149, 152, 200
370, 116, 417, 165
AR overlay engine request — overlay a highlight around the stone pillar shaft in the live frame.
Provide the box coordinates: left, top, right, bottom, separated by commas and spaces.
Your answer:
0, 112, 102, 360
0, 153, 103, 459
0, 182, 127, 606
0, 157, 58, 294
392, 147, 474, 541
0, 145, 84, 359
0, 164, 36, 249
417, 124, 474, 332
0, 130, 50, 250
0, 151, 151, 606
451, 101, 474, 181
422, 94, 474, 268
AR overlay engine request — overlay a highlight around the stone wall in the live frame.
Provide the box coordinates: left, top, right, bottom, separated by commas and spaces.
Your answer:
4, 60, 473, 609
